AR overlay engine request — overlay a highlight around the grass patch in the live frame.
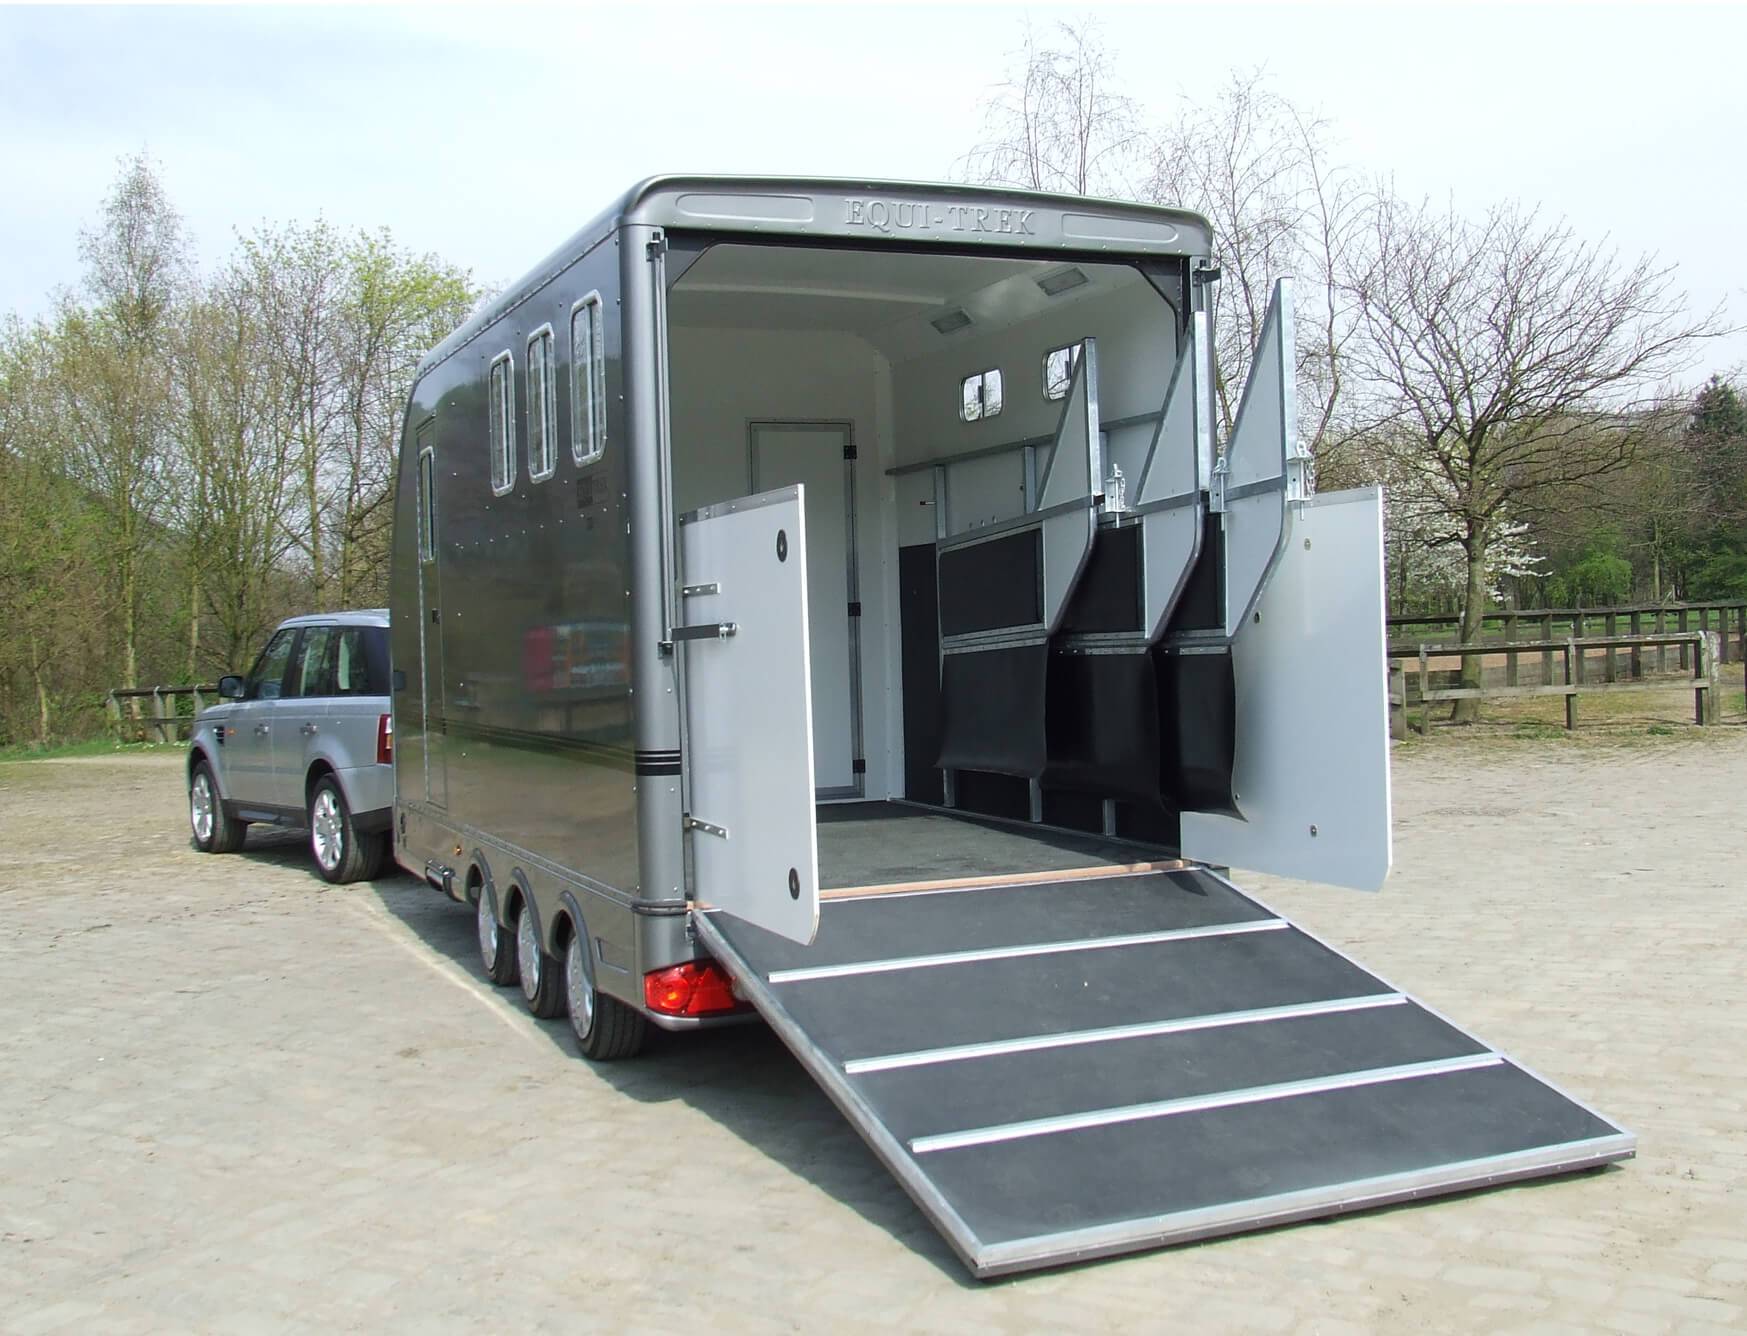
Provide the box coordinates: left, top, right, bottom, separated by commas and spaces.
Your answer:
0, 737, 181, 764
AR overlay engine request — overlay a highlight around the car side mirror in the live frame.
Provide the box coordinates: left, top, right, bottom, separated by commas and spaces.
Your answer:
218, 675, 246, 700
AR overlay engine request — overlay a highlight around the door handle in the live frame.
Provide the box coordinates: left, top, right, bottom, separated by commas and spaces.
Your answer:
254, 724, 271, 737
301, 723, 319, 736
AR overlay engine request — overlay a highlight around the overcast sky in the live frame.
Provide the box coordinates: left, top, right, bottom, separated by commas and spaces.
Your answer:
3, 3, 1742, 377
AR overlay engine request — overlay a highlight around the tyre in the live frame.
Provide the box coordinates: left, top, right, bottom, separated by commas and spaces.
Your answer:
565, 930, 647, 1061
189, 760, 246, 854
476, 884, 519, 987
308, 775, 387, 884
516, 903, 565, 1019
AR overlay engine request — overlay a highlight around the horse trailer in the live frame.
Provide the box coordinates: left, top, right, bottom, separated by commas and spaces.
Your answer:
387, 176, 1632, 1277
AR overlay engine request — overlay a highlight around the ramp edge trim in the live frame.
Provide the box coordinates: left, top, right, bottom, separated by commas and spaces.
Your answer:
971, 1131, 1637, 1278
766, 918, 1286, 983
910, 1052, 1503, 1153
844, 992, 1409, 1074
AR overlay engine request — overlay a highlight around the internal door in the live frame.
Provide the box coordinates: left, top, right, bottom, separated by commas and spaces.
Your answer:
678, 485, 821, 945
414, 424, 448, 808
750, 421, 861, 798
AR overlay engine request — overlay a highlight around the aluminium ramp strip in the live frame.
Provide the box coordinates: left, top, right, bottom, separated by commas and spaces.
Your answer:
693, 867, 1635, 1279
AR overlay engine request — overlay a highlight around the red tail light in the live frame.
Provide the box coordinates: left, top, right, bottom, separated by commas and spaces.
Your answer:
376, 713, 393, 764
643, 960, 744, 1017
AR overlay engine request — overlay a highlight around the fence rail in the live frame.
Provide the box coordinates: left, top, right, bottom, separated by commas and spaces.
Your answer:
1387, 632, 1722, 735
106, 685, 217, 743
1388, 601, 1747, 666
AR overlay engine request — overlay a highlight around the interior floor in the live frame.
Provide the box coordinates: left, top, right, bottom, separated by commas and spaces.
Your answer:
816, 801, 1169, 891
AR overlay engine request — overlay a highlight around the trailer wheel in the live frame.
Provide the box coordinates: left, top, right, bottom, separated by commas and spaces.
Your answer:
516, 906, 565, 1019
308, 776, 387, 885
476, 885, 518, 987
565, 933, 647, 1061
189, 760, 246, 854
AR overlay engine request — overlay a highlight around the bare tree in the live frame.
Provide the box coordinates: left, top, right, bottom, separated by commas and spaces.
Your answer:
959, 19, 1142, 198
1346, 191, 1727, 718
1148, 72, 1365, 457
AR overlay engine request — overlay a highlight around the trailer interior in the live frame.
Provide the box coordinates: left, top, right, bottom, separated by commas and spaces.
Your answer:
666, 241, 1214, 892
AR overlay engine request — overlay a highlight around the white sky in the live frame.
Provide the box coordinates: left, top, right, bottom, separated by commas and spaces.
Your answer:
3, 2, 1743, 378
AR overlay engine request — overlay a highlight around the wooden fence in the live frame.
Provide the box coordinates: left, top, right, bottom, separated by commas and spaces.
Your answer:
106, 685, 218, 743
1388, 631, 1722, 735
1389, 601, 1747, 666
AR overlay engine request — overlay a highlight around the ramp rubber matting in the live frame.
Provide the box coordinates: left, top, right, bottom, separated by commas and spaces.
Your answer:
695, 868, 1633, 1278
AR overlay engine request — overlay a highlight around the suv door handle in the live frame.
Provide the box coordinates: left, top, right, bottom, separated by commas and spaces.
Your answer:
300, 723, 319, 736
254, 723, 271, 737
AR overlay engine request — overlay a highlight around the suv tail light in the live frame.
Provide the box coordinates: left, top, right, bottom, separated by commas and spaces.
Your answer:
643, 960, 744, 1018
376, 713, 393, 765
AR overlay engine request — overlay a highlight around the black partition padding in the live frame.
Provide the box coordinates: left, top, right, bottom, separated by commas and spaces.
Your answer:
1115, 798, 1181, 847
1059, 525, 1143, 634
1157, 647, 1238, 813
936, 644, 1048, 778
937, 530, 1042, 637
1039, 788, 1105, 835
897, 544, 944, 805
1166, 512, 1225, 634
951, 769, 1034, 822
1043, 650, 1163, 807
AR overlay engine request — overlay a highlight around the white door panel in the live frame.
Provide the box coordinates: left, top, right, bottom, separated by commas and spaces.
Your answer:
680, 486, 821, 944
1182, 486, 1393, 891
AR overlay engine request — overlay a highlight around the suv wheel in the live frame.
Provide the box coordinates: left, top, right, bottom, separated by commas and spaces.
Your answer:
309, 776, 387, 884
516, 905, 565, 1019
189, 760, 247, 854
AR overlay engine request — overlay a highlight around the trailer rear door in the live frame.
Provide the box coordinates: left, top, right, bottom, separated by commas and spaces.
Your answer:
678, 485, 821, 945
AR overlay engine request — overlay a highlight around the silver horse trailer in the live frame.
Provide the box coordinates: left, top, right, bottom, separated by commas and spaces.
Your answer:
388, 176, 1631, 1277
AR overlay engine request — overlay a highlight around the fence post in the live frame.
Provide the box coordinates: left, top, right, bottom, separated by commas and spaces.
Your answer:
1697, 631, 1719, 725
1656, 608, 1667, 674
1505, 611, 1519, 687
1388, 663, 1406, 740
1603, 611, 1618, 682
1565, 641, 1578, 730
1629, 610, 1642, 679
1419, 646, 1431, 736
1679, 608, 1690, 670
106, 691, 121, 739
1541, 614, 1554, 685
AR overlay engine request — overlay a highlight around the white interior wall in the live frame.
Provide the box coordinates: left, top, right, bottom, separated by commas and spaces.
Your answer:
667, 326, 904, 799
890, 278, 1178, 532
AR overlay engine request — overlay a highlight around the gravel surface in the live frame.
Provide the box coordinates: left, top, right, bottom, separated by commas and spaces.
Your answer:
1, 738, 1743, 1332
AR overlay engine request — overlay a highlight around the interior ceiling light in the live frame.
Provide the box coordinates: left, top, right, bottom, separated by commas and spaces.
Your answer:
1038, 267, 1090, 298
930, 308, 973, 335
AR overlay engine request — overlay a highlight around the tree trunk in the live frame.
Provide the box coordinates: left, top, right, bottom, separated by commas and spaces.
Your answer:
1453, 533, 1489, 724
29, 634, 50, 745
187, 563, 200, 681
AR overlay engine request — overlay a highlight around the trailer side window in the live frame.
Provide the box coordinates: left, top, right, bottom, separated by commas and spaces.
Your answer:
417, 446, 436, 563
527, 326, 556, 482
959, 368, 1003, 422
489, 350, 515, 495
1043, 343, 1082, 400
570, 293, 605, 467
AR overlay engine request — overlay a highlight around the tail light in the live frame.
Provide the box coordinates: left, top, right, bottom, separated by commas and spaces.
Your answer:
643, 960, 744, 1018
376, 713, 393, 764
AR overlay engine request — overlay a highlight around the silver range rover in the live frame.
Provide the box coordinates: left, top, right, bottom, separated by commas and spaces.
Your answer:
187, 610, 395, 883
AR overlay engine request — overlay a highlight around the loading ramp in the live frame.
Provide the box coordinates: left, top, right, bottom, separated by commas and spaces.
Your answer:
695, 867, 1633, 1279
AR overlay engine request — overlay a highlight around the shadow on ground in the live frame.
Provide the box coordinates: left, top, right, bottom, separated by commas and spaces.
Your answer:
363, 873, 972, 1284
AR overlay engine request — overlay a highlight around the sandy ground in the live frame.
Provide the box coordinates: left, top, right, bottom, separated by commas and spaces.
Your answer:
1, 737, 1744, 1333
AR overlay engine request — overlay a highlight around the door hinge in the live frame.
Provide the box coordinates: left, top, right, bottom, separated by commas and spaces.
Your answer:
684, 814, 729, 839
647, 231, 669, 260
847, 601, 862, 618
843, 441, 858, 461
852, 758, 866, 775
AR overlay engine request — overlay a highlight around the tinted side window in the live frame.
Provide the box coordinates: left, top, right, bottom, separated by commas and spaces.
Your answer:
293, 626, 336, 697
333, 627, 388, 696
247, 629, 298, 701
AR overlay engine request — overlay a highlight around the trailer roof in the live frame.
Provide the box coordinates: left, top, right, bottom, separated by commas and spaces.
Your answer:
420, 176, 1212, 375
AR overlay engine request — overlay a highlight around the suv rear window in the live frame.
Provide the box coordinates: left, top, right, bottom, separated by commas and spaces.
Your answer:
287, 624, 389, 698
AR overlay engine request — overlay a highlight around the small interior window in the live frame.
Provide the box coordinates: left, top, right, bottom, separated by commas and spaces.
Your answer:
1043, 343, 1082, 400
527, 327, 556, 482
571, 294, 606, 466
488, 351, 514, 494
959, 368, 1004, 423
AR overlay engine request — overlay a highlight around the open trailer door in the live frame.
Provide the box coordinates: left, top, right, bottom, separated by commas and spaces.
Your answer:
677, 485, 821, 945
